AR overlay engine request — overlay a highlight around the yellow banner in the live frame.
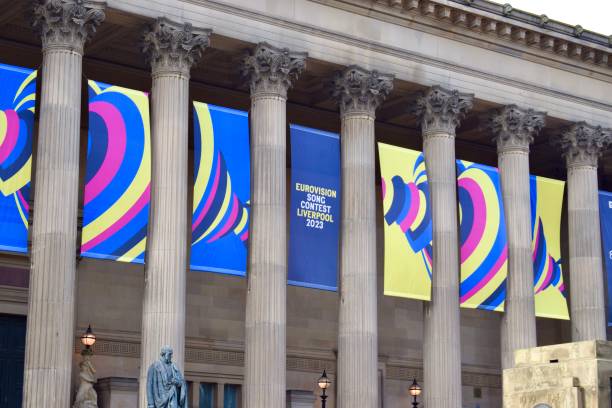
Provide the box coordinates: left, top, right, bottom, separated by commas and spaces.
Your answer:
379, 143, 432, 301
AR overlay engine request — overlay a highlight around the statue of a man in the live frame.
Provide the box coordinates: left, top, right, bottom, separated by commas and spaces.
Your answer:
146, 346, 188, 408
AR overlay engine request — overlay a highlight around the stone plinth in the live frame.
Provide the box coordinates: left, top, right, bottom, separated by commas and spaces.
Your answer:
96, 377, 138, 408
503, 341, 612, 407
286, 390, 316, 408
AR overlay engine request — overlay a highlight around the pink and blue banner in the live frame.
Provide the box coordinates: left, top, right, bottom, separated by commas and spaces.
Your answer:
288, 125, 340, 291
0, 63, 36, 254
457, 160, 508, 312
80, 80, 151, 263
598, 191, 612, 326
191, 102, 250, 275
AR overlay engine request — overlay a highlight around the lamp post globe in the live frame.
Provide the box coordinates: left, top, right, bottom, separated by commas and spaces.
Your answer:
317, 369, 331, 408
408, 378, 422, 407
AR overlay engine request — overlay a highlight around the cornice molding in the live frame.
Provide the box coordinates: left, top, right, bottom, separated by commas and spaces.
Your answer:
335, 0, 611, 71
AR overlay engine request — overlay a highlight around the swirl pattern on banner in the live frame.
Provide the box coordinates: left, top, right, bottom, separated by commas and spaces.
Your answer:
530, 176, 569, 319
80, 80, 151, 263
0, 64, 36, 253
379, 143, 432, 300
191, 102, 250, 275
457, 161, 508, 311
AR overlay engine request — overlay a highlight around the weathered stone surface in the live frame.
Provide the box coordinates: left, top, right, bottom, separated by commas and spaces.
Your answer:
332, 65, 394, 115
504, 341, 612, 407
413, 85, 473, 135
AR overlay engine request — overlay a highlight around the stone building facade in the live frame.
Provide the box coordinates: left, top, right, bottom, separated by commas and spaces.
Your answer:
0, 0, 611, 407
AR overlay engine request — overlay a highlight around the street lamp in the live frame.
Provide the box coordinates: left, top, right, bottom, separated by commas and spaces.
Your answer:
80, 325, 96, 354
408, 378, 422, 408
317, 369, 331, 408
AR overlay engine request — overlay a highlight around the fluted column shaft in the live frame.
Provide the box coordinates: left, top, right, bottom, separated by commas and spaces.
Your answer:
414, 86, 472, 408
139, 70, 190, 404
567, 164, 606, 340
332, 66, 393, 408
23, 2, 104, 407
244, 90, 287, 407
338, 111, 378, 407
499, 149, 537, 368
557, 122, 611, 341
422, 131, 463, 407
487, 105, 544, 369
139, 18, 210, 408
242, 43, 306, 408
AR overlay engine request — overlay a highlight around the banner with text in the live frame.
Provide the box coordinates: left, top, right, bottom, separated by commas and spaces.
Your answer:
379, 143, 432, 300
81, 80, 151, 263
288, 125, 340, 290
598, 191, 612, 326
0, 63, 36, 254
530, 176, 569, 320
191, 102, 250, 276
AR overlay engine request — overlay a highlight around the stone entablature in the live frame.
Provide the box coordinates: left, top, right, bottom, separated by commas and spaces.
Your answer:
324, 0, 611, 70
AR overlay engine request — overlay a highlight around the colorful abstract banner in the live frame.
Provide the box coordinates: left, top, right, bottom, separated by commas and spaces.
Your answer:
191, 102, 250, 275
598, 191, 612, 326
288, 125, 340, 291
379, 143, 569, 319
457, 160, 508, 312
81, 80, 151, 263
0, 63, 36, 254
530, 176, 569, 320
379, 143, 432, 300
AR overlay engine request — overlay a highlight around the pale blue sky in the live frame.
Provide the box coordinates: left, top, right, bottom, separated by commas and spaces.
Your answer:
492, 0, 610, 35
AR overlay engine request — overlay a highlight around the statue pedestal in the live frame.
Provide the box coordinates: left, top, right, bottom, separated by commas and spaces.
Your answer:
286, 390, 316, 408
95, 377, 138, 408
503, 340, 612, 407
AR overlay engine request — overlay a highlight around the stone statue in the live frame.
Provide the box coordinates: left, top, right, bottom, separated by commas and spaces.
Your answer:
73, 352, 98, 408
146, 345, 188, 408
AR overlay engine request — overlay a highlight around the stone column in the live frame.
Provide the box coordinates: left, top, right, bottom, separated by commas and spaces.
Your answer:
139, 18, 210, 407
241, 42, 306, 408
413, 86, 473, 408
332, 66, 393, 408
23, 2, 105, 407
557, 123, 611, 341
486, 105, 546, 369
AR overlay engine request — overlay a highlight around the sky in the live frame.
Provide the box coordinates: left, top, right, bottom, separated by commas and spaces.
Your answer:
491, 0, 611, 35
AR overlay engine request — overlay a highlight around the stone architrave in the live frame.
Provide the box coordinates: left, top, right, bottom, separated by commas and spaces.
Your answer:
139, 17, 211, 408
413, 86, 473, 408
242, 42, 306, 408
24, 1, 105, 407
556, 123, 612, 341
485, 105, 546, 369
332, 66, 393, 408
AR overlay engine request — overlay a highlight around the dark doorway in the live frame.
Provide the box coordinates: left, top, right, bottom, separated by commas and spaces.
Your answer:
0, 314, 26, 408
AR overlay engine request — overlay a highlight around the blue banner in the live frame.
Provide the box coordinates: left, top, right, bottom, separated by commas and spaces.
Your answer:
191, 102, 250, 275
599, 191, 612, 326
0, 63, 36, 254
288, 125, 340, 291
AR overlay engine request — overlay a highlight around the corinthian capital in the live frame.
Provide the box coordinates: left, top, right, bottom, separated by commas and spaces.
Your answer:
412, 86, 473, 135
555, 122, 612, 168
242, 42, 307, 97
143, 18, 211, 76
485, 105, 546, 153
332, 65, 394, 116
32, 0, 106, 52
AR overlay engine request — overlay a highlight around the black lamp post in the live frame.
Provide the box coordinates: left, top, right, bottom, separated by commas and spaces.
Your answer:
317, 369, 331, 408
408, 378, 422, 408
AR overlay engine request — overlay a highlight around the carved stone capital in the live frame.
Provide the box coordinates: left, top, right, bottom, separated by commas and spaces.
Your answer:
32, 0, 106, 53
413, 86, 473, 135
485, 105, 546, 153
556, 122, 612, 168
332, 65, 394, 116
242, 42, 307, 97
142, 17, 211, 76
